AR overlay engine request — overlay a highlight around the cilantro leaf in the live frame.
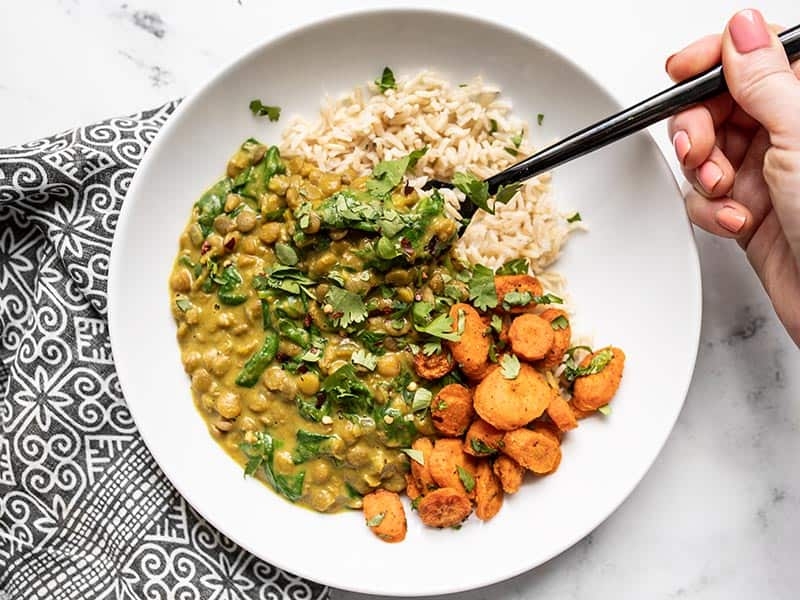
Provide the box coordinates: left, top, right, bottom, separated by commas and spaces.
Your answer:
495, 182, 522, 205
468, 264, 498, 311
502, 290, 532, 309
453, 171, 491, 214
414, 313, 460, 342
175, 298, 192, 312
500, 354, 520, 379
456, 465, 475, 493
533, 293, 564, 305
411, 387, 433, 412
537, 113, 544, 126
562, 347, 614, 383
567, 212, 582, 223
490, 314, 503, 334
597, 404, 612, 416
401, 448, 425, 465
489, 118, 498, 134
551, 315, 569, 330
470, 439, 497, 455
495, 258, 529, 276
511, 131, 523, 148
366, 148, 427, 199
422, 340, 442, 356
325, 287, 368, 329
351, 349, 377, 371
249, 100, 281, 121
375, 66, 397, 93
317, 190, 382, 231
366, 512, 386, 527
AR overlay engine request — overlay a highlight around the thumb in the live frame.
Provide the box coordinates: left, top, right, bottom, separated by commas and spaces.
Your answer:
722, 9, 800, 150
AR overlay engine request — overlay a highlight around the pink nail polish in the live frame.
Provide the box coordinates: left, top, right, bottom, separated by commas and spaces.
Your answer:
672, 130, 691, 164
729, 9, 771, 53
698, 161, 723, 192
716, 206, 746, 233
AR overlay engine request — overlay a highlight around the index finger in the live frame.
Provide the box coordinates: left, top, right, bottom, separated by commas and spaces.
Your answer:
666, 34, 723, 82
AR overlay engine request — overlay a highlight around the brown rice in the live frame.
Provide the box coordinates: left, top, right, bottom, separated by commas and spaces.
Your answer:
278, 70, 583, 299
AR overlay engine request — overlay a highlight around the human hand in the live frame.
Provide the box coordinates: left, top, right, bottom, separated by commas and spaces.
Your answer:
666, 9, 800, 346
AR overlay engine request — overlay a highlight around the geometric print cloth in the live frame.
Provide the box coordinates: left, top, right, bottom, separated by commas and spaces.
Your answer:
0, 104, 329, 600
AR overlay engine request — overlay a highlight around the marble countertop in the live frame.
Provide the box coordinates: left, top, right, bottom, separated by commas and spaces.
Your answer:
2, 1, 798, 598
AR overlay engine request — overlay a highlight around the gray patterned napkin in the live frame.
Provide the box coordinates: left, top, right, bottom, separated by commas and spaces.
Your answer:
0, 104, 329, 600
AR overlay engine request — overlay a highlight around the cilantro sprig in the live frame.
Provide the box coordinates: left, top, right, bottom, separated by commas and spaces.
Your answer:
249, 100, 281, 121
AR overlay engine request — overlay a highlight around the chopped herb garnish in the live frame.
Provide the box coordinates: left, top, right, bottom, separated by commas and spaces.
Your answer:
239, 432, 305, 502
325, 287, 368, 329
500, 354, 520, 379
490, 314, 504, 334
175, 298, 192, 312
502, 290, 532, 309
489, 118, 498, 134
456, 465, 475, 493
422, 340, 442, 356
453, 171, 491, 214
292, 430, 340, 464
504, 147, 519, 157
495, 182, 522, 205
320, 363, 373, 415
249, 100, 281, 121
274, 242, 299, 266
511, 131, 523, 148
551, 315, 569, 330
495, 258, 529, 276
351, 349, 378, 371
567, 212, 582, 223
366, 512, 386, 527
414, 313, 460, 342
401, 448, 425, 465
411, 387, 433, 412
470, 439, 497, 455
374, 66, 397, 93
537, 113, 544, 126
468, 264, 498, 311
597, 404, 612, 416
562, 347, 614, 383
366, 147, 427, 199
533, 293, 564, 305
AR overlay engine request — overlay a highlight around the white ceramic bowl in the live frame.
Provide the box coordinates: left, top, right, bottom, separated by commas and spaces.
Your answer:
109, 8, 701, 596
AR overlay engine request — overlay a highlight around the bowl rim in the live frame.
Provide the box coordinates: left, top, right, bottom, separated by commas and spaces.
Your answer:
108, 5, 702, 596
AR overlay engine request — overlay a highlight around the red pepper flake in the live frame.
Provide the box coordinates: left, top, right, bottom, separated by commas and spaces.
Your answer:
303, 314, 312, 327
224, 237, 236, 251
400, 237, 414, 258
200, 240, 211, 255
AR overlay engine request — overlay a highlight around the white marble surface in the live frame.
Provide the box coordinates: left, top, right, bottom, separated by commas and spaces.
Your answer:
2, 1, 798, 598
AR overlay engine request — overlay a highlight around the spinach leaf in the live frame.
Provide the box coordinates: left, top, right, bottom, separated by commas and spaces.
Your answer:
195, 178, 231, 237
239, 432, 305, 502
292, 430, 340, 464
321, 364, 373, 415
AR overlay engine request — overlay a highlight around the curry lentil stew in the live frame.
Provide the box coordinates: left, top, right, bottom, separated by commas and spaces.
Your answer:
170, 137, 625, 532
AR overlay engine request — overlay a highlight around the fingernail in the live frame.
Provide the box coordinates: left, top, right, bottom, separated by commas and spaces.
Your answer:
672, 130, 691, 164
715, 205, 747, 233
665, 53, 676, 73
729, 9, 771, 53
698, 161, 723, 192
